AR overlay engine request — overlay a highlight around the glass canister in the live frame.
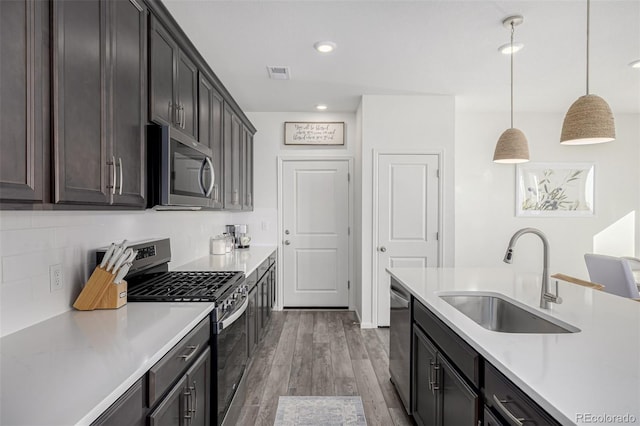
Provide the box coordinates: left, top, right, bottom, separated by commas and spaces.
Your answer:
210, 235, 227, 255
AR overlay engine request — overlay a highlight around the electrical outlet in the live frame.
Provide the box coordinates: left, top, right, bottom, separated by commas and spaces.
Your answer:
50, 264, 63, 292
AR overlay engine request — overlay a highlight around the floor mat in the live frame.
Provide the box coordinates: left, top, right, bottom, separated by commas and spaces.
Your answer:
273, 396, 367, 426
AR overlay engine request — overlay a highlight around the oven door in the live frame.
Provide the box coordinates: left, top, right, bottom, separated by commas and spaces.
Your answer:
214, 297, 248, 425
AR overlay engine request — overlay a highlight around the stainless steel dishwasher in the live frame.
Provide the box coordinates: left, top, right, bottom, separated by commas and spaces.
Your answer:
389, 277, 412, 414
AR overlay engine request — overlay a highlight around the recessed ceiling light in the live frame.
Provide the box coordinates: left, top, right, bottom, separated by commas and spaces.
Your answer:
313, 41, 336, 53
498, 42, 524, 55
630, 60, 640, 69
315, 104, 328, 111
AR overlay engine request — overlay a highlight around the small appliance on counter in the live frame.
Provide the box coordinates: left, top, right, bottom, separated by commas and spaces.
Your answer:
73, 239, 138, 311
225, 224, 251, 249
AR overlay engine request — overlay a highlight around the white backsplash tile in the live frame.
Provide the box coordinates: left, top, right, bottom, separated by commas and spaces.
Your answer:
0, 209, 235, 337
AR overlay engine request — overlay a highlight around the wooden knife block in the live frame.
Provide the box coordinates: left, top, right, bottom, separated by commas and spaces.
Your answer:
73, 266, 128, 311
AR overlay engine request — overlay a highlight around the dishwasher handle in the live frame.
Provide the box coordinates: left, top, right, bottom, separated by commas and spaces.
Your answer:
390, 287, 410, 309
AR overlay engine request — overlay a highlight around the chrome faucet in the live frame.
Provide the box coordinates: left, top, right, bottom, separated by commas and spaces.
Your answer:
503, 227, 562, 309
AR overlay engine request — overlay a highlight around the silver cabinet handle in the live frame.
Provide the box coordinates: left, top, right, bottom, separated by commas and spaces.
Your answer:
178, 344, 200, 362
118, 157, 123, 195
284, 240, 291, 245
233, 190, 239, 205
191, 380, 198, 417
379, 246, 387, 252
429, 360, 440, 393
180, 105, 186, 129
108, 155, 116, 195
492, 395, 525, 426
168, 101, 173, 124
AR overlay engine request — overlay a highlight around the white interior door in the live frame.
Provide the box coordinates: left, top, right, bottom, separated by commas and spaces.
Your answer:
282, 160, 350, 307
376, 154, 440, 326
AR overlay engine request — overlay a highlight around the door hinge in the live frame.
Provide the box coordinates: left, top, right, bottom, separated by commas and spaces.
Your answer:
436, 169, 440, 178
348, 226, 351, 236
348, 172, 351, 182
348, 280, 350, 290
436, 232, 439, 240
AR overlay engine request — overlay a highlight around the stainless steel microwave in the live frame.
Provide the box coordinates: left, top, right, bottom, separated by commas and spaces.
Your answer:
147, 124, 216, 209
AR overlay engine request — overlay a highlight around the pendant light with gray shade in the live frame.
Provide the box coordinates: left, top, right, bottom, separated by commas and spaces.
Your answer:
560, 0, 615, 145
493, 15, 530, 164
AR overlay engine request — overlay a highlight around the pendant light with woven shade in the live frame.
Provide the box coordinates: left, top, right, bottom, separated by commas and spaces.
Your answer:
493, 15, 530, 164
560, 0, 615, 145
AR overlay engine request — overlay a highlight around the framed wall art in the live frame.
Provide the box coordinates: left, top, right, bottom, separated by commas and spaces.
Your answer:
284, 122, 345, 146
516, 162, 595, 217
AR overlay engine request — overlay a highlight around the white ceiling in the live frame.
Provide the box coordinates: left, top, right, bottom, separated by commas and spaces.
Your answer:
163, 0, 640, 114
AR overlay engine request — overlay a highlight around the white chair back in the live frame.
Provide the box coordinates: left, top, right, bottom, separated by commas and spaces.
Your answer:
584, 253, 640, 298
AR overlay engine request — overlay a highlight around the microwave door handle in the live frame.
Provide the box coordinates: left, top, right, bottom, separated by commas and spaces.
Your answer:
204, 157, 215, 197
198, 159, 207, 195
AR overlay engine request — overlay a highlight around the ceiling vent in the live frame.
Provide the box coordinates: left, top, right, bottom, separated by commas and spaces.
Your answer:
267, 66, 291, 80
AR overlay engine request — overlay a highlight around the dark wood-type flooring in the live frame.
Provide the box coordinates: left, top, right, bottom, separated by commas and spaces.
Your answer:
237, 310, 414, 425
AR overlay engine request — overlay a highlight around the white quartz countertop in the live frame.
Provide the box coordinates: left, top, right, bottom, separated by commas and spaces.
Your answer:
0, 246, 276, 426
387, 267, 640, 426
175, 245, 277, 276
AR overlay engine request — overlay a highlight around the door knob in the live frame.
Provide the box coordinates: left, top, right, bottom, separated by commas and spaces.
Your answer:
284, 240, 291, 245
379, 246, 387, 252
284, 229, 290, 235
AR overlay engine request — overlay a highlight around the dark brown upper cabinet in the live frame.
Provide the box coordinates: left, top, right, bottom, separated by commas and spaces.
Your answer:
52, 0, 147, 207
223, 105, 243, 210
198, 74, 224, 208
242, 126, 253, 211
0, 0, 49, 203
149, 16, 198, 141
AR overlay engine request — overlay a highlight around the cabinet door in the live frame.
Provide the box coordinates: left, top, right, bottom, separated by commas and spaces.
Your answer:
242, 128, 253, 211
185, 348, 211, 426
176, 51, 198, 140
439, 354, 479, 426
111, 0, 146, 207
413, 325, 438, 426
0, 0, 48, 203
223, 106, 242, 210
198, 75, 224, 208
148, 376, 187, 426
149, 17, 176, 127
247, 287, 258, 357
53, 0, 110, 204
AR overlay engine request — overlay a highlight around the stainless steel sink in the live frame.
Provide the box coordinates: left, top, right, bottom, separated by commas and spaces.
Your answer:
439, 292, 580, 334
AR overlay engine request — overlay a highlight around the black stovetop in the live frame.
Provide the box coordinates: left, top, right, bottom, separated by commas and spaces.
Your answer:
127, 271, 243, 302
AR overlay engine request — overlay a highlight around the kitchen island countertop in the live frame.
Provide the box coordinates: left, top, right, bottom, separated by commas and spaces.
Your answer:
387, 267, 640, 426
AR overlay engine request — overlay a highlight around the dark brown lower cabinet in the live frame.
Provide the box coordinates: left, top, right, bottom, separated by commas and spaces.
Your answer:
412, 322, 479, 426
148, 347, 211, 426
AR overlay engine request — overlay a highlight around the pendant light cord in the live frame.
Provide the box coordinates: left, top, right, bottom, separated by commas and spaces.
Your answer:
586, 0, 590, 94
510, 22, 515, 128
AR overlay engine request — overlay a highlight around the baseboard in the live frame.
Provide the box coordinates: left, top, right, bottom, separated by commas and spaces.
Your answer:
359, 322, 376, 329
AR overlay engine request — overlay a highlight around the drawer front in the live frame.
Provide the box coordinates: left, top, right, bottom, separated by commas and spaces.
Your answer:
256, 258, 269, 279
413, 300, 480, 388
148, 317, 210, 406
245, 270, 257, 291
485, 363, 559, 426
92, 378, 146, 426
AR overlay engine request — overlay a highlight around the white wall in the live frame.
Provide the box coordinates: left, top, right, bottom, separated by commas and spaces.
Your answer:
359, 95, 456, 327
0, 210, 235, 337
455, 111, 640, 279
236, 111, 360, 310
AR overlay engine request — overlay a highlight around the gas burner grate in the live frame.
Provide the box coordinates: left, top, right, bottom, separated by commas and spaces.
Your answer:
128, 271, 243, 302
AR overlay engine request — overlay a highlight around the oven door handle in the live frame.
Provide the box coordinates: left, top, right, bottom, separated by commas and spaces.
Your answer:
218, 297, 249, 333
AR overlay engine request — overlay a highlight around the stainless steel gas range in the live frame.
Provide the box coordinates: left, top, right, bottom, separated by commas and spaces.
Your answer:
97, 238, 248, 426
